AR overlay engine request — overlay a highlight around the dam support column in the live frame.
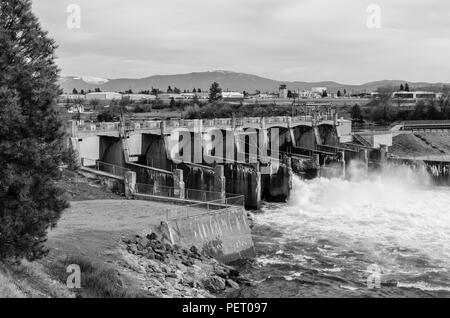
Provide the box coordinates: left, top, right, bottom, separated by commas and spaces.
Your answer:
289, 128, 296, 147
124, 171, 136, 199
341, 150, 346, 178
313, 125, 321, 145
360, 149, 369, 171
314, 154, 321, 178
287, 117, 296, 147
287, 157, 293, 201
380, 145, 388, 165
214, 165, 226, 203
251, 163, 262, 210
173, 169, 185, 199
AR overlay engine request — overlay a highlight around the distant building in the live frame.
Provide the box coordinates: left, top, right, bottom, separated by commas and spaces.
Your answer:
370, 92, 381, 99
196, 93, 209, 100
157, 94, 185, 103
180, 93, 196, 100
392, 91, 443, 100
122, 94, 156, 101
279, 84, 288, 99
311, 87, 327, 94
58, 94, 85, 101
85, 92, 122, 100
67, 104, 85, 113
221, 92, 244, 101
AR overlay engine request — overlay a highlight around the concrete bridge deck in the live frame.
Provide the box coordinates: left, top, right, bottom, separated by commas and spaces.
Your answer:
72, 114, 342, 138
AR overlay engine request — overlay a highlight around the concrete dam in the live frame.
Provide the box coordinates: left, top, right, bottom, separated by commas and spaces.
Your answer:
68, 114, 386, 262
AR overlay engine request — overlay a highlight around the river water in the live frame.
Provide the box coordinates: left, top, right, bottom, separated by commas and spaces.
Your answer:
237, 163, 450, 297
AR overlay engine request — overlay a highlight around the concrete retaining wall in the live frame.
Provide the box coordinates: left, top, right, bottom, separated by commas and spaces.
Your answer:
164, 207, 255, 263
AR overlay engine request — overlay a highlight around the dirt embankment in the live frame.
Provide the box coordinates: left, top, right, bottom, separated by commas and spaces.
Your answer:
390, 132, 450, 159
56, 169, 123, 201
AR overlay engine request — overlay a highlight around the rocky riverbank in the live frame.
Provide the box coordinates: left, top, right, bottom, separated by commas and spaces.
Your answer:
120, 229, 252, 298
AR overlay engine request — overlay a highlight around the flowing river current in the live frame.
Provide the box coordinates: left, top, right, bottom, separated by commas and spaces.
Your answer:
236, 164, 450, 297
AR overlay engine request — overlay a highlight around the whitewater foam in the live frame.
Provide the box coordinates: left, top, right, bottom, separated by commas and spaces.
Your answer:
253, 162, 450, 294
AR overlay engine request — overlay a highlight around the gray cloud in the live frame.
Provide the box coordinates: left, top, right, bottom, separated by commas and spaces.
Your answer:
32, 0, 450, 83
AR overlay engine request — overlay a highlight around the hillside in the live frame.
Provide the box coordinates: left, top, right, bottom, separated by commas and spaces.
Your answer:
390, 133, 450, 159
59, 71, 450, 94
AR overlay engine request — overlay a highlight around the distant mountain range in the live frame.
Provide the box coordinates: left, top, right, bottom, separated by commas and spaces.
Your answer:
58, 70, 449, 94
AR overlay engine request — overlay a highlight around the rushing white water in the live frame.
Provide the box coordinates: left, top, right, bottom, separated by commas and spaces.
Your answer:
253, 163, 450, 295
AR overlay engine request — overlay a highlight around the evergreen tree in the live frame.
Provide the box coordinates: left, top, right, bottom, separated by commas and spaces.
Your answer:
167, 86, 173, 93
193, 94, 200, 105
337, 90, 342, 97
287, 90, 293, 99
405, 83, 410, 92
208, 82, 222, 103
169, 97, 176, 109
0, 0, 70, 261
72, 88, 78, 94
151, 87, 160, 96
350, 104, 363, 122
400, 84, 404, 91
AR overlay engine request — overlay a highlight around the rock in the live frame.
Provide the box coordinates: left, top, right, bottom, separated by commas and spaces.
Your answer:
214, 266, 230, 279
153, 273, 166, 284
165, 243, 173, 251
176, 263, 187, 272
226, 279, 240, 289
146, 259, 161, 272
123, 238, 133, 245
203, 276, 226, 293
229, 268, 240, 277
175, 270, 184, 280
235, 276, 251, 286
147, 232, 159, 241
140, 237, 150, 247
149, 278, 165, 289
165, 272, 177, 279
182, 260, 194, 267
127, 245, 138, 255
145, 251, 156, 260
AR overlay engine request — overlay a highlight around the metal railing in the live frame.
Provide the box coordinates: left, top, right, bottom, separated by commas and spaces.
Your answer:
135, 182, 244, 205
166, 200, 243, 221
81, 158, 130, 177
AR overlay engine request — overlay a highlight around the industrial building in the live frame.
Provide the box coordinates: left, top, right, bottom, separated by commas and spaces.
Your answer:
392, 91, 443, 100
122, 94, 157, 101
85, 92, 123, 100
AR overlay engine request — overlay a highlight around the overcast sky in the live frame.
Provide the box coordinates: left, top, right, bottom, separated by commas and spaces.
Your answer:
32, 0, 450, 84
